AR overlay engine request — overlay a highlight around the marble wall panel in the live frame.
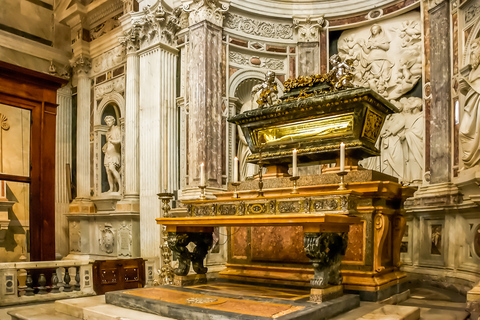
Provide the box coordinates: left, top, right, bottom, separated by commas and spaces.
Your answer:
429, 1, 452, 183
251, 226, 307, 263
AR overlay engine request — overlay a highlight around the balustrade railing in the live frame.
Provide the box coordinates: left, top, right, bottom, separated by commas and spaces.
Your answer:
0, 260, 95, 306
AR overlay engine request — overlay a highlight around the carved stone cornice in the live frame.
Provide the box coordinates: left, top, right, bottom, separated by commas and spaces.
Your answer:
293, 16, 326, 43
120, 4, 180, 50
182, 0, 230, 27
72, 55, 92, 75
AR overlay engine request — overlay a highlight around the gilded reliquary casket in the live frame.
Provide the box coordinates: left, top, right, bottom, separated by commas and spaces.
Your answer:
229, 87, 398, 164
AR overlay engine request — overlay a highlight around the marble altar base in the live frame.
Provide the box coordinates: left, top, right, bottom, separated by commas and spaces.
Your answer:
105, 282, 360, 320
173, 274, 207, 287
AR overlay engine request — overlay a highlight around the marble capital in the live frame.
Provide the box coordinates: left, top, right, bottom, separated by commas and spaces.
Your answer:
182, 0, 230, 27
128, 3, 180, 49
293, 16, 325, 43
71, 55, 92, 75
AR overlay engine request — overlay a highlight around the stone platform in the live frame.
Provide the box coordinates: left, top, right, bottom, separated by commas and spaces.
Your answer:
105, 281, 360, 320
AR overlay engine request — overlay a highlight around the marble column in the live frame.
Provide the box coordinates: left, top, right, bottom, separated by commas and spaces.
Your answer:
69, 56, 95, 213
179, 2, 228, 200
117, 47, 140, 212
429, 1, 452, 184
55, 86, 73, 257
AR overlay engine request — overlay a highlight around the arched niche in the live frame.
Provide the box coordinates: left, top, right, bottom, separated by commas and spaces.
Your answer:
228, 69, 285, 180
94, 92, 125, 196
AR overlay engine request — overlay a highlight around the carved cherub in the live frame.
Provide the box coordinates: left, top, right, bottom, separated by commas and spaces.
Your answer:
329, 54, 355, 90
252, 71, 279, 107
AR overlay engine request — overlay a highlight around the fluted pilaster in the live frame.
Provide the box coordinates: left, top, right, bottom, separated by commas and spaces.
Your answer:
124, 52, 140, 199
55, 85, 72, 256
139, 45, 178, 258
74, 57, 92, 200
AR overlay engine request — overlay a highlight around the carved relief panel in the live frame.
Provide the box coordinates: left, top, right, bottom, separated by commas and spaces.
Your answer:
337, 11, 422, 101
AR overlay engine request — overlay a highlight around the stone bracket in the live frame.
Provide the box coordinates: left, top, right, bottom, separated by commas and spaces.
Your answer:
304, 232, 348, 288
167, 232, 213, 276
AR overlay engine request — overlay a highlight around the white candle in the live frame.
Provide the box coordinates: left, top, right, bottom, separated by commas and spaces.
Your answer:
200, 162, 205, 186
292, 149, 298, 177
233, 156, 238, 183
340, 142, 345, 172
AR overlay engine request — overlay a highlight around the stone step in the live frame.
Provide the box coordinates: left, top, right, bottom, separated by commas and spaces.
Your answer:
83, 304, 175, 320
8, 304, 79, 320
55, 295, 106, 319
356, 305, 420, 320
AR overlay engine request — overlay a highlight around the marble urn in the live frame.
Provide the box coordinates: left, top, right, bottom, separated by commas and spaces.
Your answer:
228, 86, 398, 165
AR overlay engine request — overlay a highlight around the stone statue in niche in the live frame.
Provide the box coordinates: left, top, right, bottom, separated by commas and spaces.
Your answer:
252, 71, 279, 108
459, 37, 480, 168
337, 13, 422, 101
361, 97, 424, 184
431, 225, 442, 255
103, 116, 122, 193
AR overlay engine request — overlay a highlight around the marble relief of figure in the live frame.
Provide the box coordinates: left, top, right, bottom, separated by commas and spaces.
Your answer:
459, 38, 480, 168
402, 97, 424, 183
381, 100, 406, 178
361, 97, 423, 184
103, 115, 122, 193
358, 24, 394, 93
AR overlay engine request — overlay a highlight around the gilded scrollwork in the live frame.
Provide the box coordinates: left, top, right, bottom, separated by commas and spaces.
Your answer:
246, 203, 267, 215
362, 109, 384, 143
277, 201, 302, 214
218, 204, 237, 215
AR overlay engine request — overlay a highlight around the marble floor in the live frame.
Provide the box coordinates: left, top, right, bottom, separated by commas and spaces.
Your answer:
0, 286, 471, 320
331, 286, 470, 320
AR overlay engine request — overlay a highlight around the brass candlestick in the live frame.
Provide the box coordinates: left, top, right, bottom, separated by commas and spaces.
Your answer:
290, 176, 300, 194
159, 225, 174, 285
231, 182, 240, 198
337, 171, 348, 191
199, 185, 206, 200
257, 146, 264, 197
157, 190, 174, 217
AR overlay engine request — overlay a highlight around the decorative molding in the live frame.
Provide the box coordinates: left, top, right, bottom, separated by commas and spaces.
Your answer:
229, 51, 284, 70
99, 223, 115, 254
92, 46, 125, 75
293, 16, 325, 42
91, 13, 122, 40
87, 0, 123, 28
95, 75, 125, 100
182, 0, 230, 27
0, 114, 9, 131
117, 221, 133, 257
69, 221, 81, 253
224, 12, 293, 40
465, 2, 480, 25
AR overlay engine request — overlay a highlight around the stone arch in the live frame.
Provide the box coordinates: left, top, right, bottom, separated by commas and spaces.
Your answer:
228, 69, 285, 102
95, 91, 125, 125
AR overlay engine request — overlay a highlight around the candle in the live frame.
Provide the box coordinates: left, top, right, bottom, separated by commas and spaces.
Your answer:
200, 162, 205, 186
292, 149, 298, 177
340, 142, 345, 172
233, 156, 238, 183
